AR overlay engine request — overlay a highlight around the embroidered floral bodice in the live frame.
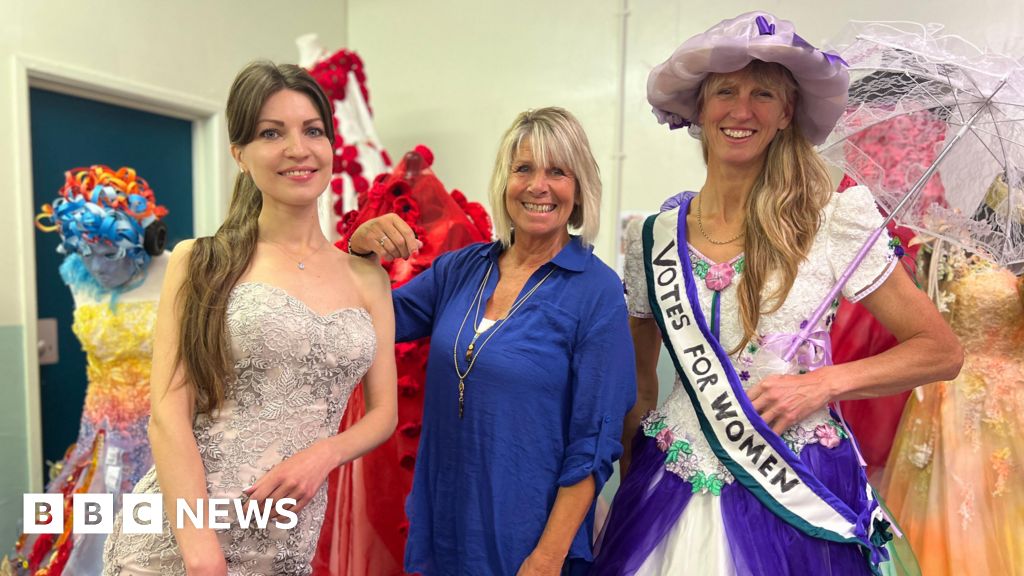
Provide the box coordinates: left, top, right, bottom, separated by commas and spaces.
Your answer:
624, 187, 899, 492
103, 282, 375, 575
896, 251, 1024, 497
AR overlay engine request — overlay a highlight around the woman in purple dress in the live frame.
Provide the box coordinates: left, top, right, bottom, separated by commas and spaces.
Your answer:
592, 12, 961, 575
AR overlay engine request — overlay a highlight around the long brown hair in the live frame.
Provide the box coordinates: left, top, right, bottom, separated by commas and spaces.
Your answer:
699, 61, 832, 353
178, 61, 335, 414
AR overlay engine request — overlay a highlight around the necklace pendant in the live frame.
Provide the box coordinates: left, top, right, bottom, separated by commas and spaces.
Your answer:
297, 262, 305, 270
458, 379, 465, 419
465, 343, 474, 362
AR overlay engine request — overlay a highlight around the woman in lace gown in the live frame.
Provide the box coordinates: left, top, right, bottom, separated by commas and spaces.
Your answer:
591, 12, 961, 575
881, 242, 1024, 576
102, 61, 398, 576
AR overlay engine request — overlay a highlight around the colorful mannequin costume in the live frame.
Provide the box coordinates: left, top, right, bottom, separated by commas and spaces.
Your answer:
7, 166, 167, 575
881, 247, 1024, 575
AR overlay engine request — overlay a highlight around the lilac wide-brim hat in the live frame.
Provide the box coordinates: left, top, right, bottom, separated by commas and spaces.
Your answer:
647, 12, 849, 145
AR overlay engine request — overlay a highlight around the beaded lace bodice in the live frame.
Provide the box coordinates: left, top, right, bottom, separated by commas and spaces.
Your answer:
104, 281, 375, 575
625, 187, 900, 492
900, 252, 1024, 484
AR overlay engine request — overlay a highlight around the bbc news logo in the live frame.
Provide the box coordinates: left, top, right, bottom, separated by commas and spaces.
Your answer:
23, 494, 298, 534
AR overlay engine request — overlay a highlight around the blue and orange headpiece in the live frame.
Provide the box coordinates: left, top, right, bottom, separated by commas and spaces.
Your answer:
35, 165, 169, 269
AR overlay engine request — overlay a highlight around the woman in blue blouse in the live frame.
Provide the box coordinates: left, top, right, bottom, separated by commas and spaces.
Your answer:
347, 107, 636, 575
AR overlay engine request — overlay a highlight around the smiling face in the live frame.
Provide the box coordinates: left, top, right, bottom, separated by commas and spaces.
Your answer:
504, 138, 577, 245
699, 65, 794, 171
232, 89, 333, 208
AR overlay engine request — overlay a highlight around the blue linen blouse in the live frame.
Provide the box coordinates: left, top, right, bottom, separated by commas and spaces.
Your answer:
396, 237, 636, 575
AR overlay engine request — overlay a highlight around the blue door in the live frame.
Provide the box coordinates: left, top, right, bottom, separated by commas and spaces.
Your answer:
31, 88, 194, 479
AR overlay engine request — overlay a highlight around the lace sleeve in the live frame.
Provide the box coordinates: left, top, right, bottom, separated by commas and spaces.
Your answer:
623, 217, 653, 318
826, 185, 900, 303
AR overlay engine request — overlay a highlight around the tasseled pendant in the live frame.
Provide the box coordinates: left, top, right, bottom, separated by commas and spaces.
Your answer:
465, 342, 474, 362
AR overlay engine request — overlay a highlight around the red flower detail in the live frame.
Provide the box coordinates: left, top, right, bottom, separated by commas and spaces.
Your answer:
399, 452, 417, 471
389, 181, 411, 197
344, 160, 363, 177
397, 374, 421, 397
352, 175, 370, 194
393, 196, 421, 224
397, 421, 422, 438
337, 209, 360, 237
331, 177, 345, 195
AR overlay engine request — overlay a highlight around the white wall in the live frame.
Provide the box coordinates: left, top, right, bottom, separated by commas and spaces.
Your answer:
349, 0, 1024, 263
0, 0, 346, 547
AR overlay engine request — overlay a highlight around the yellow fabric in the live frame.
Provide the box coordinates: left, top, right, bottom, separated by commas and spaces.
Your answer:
72, 301, 155, 426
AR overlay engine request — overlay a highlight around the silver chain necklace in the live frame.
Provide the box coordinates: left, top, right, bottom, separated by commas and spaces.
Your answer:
263, 238, 329, 270
452, 261, 556, 419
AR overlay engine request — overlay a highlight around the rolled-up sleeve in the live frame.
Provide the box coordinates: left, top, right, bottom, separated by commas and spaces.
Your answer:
558, 294, 637, 493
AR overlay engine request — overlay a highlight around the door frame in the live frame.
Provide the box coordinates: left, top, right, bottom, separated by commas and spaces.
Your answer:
13, 54, 225, 490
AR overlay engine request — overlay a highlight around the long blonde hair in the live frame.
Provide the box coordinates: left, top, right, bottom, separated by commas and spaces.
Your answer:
699, 61, 832, 353
178, 61, 335, 414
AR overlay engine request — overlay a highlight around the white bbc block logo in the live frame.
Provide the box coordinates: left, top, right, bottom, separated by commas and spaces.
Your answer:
73, 494, 113, 534
23, 494, 63, 534
123, 494, 163, 534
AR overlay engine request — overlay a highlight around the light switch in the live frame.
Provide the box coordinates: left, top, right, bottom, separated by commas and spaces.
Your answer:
38, 318, 59, 365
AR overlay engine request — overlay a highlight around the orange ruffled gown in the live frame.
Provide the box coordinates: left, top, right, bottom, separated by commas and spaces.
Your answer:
881, 253, 1024, 576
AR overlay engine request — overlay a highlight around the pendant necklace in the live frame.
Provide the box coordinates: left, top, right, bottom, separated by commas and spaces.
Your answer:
452, 261, 556, 419
263, 238, 329, 270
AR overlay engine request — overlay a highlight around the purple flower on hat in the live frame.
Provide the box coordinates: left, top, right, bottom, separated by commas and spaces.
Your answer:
755, 15, 776, 35
705, 261, 735, 291
646, 11, 850, 145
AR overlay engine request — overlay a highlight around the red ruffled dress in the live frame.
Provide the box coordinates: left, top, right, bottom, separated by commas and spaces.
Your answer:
311, 146, 492, 576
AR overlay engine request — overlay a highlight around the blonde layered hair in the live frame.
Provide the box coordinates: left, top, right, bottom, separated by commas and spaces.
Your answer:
489, 107, 602, 246
698, 61, 832, 353
178, 62, 336, 415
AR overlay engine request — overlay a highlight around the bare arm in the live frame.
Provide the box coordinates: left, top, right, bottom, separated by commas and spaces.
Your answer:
517, 476, 597, 576
245, 256, 398, 514
147, 240, 227, 575
313, 257, 399, 462
619, 316, 661, 478
750, 266, 963, 434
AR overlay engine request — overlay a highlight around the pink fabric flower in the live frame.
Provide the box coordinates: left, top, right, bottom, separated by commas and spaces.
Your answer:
656, 427, 674, 451
705, 261, 735, 291
815, 424, 841, 449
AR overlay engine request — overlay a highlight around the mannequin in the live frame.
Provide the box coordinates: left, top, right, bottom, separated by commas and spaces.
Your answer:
880, 173, 1024, 576
5, 166, 168, 576
312, 146, 491, 576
